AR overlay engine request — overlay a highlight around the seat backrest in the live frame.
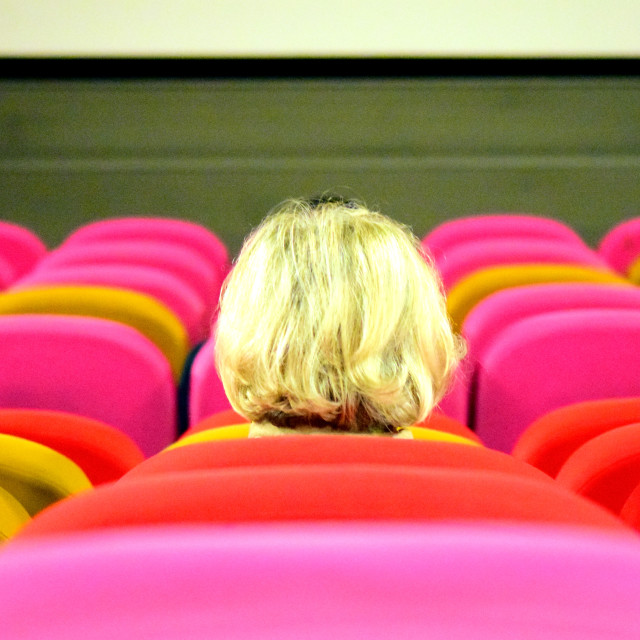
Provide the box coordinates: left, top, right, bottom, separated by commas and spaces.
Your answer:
449, 283, 640, 426
0, 314, 177, 456
555, 423, 640, 515
0, 409, 145, 485
14, 263, 207, 345
473, 308, 640, 452
14, 464, 628, 541
60, 216, 230, 282
35, 240, 222, 318
512, 397, 640, 477
120, 435, 551, 484
0, 221, 48, 280
597, 217, 640, 274
436, 237, 608, 291
0, 433, 92, 517
0, 285, 189, 381
422, 214, 587, 263
187, 337, 232, 425
446, 263, 628, 331
3, 522, 640, 639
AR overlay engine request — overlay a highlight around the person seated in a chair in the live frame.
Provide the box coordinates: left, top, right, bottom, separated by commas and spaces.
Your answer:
214, 195, 465, 438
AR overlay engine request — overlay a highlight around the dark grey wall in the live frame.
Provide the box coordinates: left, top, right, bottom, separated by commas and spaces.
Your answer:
1, 77, 639, 257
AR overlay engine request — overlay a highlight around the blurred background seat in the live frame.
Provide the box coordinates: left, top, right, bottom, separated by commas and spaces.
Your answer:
0, 314, 177, 456
512, 397, 640, 477
472, 308, 640, 452
0, 285, 189, 381
0, 409, 145, 485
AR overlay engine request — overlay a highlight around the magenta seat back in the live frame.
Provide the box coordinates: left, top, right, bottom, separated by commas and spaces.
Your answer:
447, 283, 640, 426
597, 217, 640, 274
0, 314, 176, 456
3, 522, 640, 639
60, 216, 230, 282
14, 464, 628, 540
436, 237, 608, 291
0, 253, 18, 290
14, 263, 208, 345
36, 240, 222, 317
0, 221, 47, 280
188, 337, 232, 425
422, 214, 586, 263
473, 308, 640, 452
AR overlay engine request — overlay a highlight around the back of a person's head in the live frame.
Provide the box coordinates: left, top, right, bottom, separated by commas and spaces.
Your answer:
215, 196, 464, 433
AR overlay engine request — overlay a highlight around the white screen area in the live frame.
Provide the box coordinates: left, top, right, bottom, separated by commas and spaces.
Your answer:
1, 0, 638, 57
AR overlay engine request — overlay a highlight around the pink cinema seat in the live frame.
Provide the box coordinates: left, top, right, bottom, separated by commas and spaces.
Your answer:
441, 282, 640, 426
14, 263, 208, 345
13, 464, 628, 540
421, 214, 587, 263
60, 216, 230, 282
0, 221, 47, 281
555, 423, 640, 515
0, 409, 145, 485
119, 436, 550, 484
2, 523, 640, 639
35, 240, 222, 318
0, 254, 19, 290
473, 308, 640, 453
187, 336, 232, 425
512, 397, 640, 477
0, 314, 177, 457
435, 237, 609, 292
597, 217, 640, 275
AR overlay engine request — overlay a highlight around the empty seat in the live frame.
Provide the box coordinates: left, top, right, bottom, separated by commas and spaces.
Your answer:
0, 433, 91, 517
441, 282, 640, 425
13, 464, 628, 540
0, 409, 145, 485
446, 263, 628, 332
597, 217, 640, 275
14, 263, 208, 345
555, 423, 640, 515
473, 308, 640, 453
0, 314, 177, 456
435, 237, 608, 291
512, 397, 640, 477
3, 522, 640, 638
0, 221, 47, 280
34, 240, 222, 319
60, 216, 230, 282
0, 285, 189, 381
422, 214, 588, 264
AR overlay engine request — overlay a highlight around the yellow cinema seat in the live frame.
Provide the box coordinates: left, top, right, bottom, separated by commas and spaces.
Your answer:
0, 434, 92, 517
446, 263, 629, 332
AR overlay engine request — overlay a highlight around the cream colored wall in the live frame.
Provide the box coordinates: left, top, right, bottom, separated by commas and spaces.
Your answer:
1, 0, 639, 56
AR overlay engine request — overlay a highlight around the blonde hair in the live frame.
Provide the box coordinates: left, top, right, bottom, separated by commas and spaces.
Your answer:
214, 197, 465, 433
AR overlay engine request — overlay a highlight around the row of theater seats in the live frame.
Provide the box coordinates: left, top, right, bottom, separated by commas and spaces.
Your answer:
2, 213, 640, 637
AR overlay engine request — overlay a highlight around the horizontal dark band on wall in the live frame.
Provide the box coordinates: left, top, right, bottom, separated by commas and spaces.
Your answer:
1, 56, 638, 80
